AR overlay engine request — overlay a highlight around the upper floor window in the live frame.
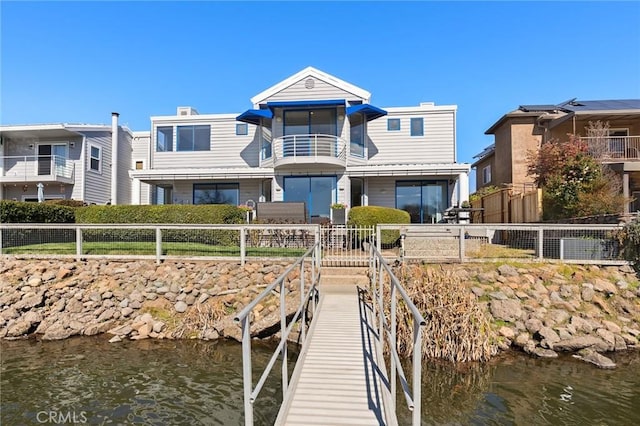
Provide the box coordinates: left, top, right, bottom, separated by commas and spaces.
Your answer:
387, 118, 400, 131
89, 145, 102, 173
157, 127, 173, 152
350, 113, 364, 157
482, 165, 492, 184
177, 125, 210, 151
236, 123, 248, 135
410, 118, 424, 136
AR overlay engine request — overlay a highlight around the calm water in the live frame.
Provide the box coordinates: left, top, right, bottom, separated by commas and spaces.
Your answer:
1, 337, 639, 425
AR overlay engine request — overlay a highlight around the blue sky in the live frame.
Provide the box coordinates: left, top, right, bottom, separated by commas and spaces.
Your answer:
2, 1, 640, 171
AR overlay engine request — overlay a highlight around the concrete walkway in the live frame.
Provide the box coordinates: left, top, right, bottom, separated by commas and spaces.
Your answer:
275, 282, 394, 425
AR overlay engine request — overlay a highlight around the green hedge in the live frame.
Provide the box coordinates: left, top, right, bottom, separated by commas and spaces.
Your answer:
75, 204, 244, 224
0, 200, 76, 223
75, 204, 246, 245
347, 206, 410, 245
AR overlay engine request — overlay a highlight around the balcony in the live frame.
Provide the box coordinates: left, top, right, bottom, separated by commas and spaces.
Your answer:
583, 136, 640, 161
270, 134, 347, 169
0, 155, 75, 184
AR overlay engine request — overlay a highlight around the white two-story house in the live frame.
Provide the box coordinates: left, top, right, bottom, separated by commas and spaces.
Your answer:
0, 113, 135, 205
131, 67, 470, 223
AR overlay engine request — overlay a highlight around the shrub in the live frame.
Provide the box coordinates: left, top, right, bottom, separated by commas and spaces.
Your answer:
75, 204, 245, 245
348, 206, 410, 245
0, 200, 75, 223
616, 219, 640, 270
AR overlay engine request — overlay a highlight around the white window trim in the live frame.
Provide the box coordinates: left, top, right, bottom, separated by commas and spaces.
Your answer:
608, 128, 629, 136
88, 144, 102, 174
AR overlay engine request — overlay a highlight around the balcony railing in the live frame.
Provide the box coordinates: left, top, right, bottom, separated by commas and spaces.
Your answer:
582, 136, 640, 160
0, 155, 75, 182
271, 134, 347, 168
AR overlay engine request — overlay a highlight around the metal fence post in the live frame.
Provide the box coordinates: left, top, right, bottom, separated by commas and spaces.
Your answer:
76, 227, 82, 261
240, 226, 246, 266
538, 228, 544, 261
155, 227, 162, 265
0, 228, 3, 255
459, 226, 466, 262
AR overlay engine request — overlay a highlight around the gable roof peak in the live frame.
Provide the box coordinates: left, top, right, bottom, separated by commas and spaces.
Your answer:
250, 66, 371, 106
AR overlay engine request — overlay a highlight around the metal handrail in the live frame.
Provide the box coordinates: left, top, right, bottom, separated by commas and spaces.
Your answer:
233, 241, 321, 426
369, 242, 426, 426
272, 134, 347, 161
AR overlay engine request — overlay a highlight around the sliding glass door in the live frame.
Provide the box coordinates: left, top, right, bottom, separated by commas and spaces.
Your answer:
396, 180, 448, 223
284, 176, 336, 222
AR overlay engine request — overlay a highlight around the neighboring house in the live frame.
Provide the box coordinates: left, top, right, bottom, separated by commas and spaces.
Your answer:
130, 67, 471, 223
0, 113, 132, 205
473, 99, 640, 213
131, 130, 152, 205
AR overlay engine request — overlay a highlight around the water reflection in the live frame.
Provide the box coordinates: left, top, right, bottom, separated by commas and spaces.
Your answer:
397, 351, 640, 425
1, 337, 292, 426
2, 337, 639, 426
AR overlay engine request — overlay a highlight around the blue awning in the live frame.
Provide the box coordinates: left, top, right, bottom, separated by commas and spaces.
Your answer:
346, 104, 387, 121
266, 99, 346, 110
236, 109, 273, 125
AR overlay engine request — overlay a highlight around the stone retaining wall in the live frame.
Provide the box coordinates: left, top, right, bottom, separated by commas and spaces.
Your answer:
1, 258, 638, 367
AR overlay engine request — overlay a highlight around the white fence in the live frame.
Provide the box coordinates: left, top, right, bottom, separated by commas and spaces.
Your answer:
0, 223, 629, 266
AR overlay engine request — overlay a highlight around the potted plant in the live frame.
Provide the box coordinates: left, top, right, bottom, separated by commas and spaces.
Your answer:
330, 203, 347, 225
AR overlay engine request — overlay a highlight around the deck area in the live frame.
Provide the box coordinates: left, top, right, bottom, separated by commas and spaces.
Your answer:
275, 283, 394, 425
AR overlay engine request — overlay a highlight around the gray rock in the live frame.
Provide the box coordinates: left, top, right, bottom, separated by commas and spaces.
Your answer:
83, 321, 115, 336
23, 311, 43, 325
164, 292, 177, 302
65, 298, 83, 314
471, 287, 484, 297
7, 320, 32, 337
152, 321, 165, 333
525, 318, 543, 334
573, 348, 616, 369
174, 301, 188, 313
554, 336, 609, 352
97, 308, 115, 322
121, 307, 134, 317
537, 327, 561, 346
108, 335, 123, 343
42, 323, 73, 341
119, 298, 129, 308
489, 299, 522, 322
488, 291, 508, 300
532, 347, 558, 358
202, 329, 219, 340
581, 286, 595, 302
129, 300, 142, 309
592, 279, 617, 295
185, 295, 196, 306
156, 286, 170, 294
497, 264, 519, 277
51, 298, 66, 313
602, 320, 622, 334
101, 291, 113, 300
197, 293, 210, 304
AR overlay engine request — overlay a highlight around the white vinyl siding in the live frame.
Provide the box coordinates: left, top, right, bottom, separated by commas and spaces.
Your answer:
366, 109, 455, 164
264, 77, 365, 103
132, 132, 151, 205
82, 131, 112, 204
151, 117, 258, 169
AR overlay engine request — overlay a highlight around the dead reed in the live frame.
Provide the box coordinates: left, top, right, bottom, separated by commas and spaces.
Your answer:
391, 264, 497, 362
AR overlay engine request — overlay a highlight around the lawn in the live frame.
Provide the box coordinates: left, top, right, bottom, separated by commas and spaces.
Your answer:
2, 241, 307, 257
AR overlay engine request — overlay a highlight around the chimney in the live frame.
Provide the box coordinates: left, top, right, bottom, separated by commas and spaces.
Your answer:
111, 112, 119, 205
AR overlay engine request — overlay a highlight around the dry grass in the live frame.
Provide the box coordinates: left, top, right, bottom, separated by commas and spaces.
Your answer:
466, 243, 535, 259
392, 264, 498, 362
173, 299, 227, 339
